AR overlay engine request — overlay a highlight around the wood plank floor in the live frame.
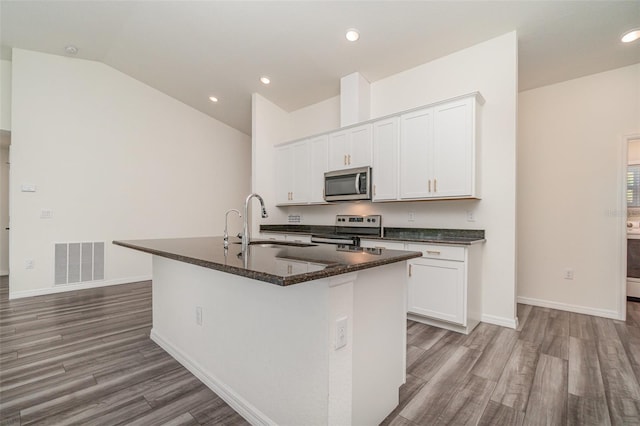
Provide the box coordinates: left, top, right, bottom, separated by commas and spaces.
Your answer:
1, 276, 640, 425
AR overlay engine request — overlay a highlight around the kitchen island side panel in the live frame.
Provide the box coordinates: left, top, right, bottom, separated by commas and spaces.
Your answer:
151, 255, 330, 425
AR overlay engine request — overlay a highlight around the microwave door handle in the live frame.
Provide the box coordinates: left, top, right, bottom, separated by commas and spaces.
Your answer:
355, 173, 361, 194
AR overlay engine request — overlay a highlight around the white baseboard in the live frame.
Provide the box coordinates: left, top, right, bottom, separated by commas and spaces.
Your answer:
0, 269, 8, 276
481, 313, 518, 329
150, 329, 273, 426
8, 275, 152, 300
517, 296, 621, 320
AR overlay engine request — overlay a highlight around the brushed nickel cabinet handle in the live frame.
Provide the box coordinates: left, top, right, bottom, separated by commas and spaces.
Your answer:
426, 250, 441, 255
344, 154, 347, 165
373, 184, 376, 196
348, 154, 351, 165
409, 264, 412, 277
434, 179, 437, 192
428, 180, 431, 192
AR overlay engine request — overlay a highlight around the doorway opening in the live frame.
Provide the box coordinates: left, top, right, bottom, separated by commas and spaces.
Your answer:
625, 136, 640, 304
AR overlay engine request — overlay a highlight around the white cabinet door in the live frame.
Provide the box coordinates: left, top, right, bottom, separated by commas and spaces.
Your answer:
309, 135, 329, 203
291, 142, 310, 203
407, 257, 465, 325
328, 124, 372, 170
432, 98, 474, 198
372, 117, 399, 201
328, 130, 349, 170
275, 145, 292, 205
400, 108, 434, 199
275, 141, 311, 205
349, 124, 372, 168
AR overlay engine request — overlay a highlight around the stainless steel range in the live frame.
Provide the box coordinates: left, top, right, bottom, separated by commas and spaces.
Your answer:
311, 215, 381, 246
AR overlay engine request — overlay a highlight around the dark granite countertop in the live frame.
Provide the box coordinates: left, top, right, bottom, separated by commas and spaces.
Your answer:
260, 225, 485, 245
113, 236, 421, 287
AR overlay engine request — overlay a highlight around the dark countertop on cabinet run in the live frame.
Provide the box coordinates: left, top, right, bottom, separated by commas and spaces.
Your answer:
113, 236, 422, 287
260, 225, 485, 245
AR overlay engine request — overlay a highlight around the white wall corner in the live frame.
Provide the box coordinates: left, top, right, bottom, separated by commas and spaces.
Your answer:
340, 72, 370, 127
480, 313, 518, 329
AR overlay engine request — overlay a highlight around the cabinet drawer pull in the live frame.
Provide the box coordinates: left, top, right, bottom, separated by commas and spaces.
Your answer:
426, 250, 441, 255
348, 154, 351, 165
373, 184, 376, 196
428, 179, 431, 192
344, 154, 347, 165
434, 179, 437, 193
409, 264, 412, 277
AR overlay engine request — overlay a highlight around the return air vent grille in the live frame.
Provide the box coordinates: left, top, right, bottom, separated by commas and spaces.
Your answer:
54, 242, 105, 285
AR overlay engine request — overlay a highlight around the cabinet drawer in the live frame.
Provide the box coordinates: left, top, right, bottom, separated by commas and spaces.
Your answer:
285, 234, 312, 243
360, 239, 406, 250
406, 243, 465, 261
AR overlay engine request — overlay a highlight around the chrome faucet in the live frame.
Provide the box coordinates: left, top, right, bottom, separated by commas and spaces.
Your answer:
242, 193, 268, 252
223, 209, 241, 248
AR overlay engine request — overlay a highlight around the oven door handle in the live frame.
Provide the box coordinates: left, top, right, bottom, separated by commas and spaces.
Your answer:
355, 173, 361, 194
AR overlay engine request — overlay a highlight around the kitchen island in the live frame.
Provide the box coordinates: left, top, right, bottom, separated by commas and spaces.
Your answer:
113, 236, 421, 426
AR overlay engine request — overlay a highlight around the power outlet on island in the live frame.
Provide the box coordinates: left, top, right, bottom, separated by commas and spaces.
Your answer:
335, 317, 348, 350
195, 306, 203, 326
563, 268, 574, 280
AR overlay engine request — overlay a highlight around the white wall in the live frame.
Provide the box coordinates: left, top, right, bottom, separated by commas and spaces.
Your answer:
10, 49, 251, 298
518, 64, 640, 319
253, 32, 519, 327
1, 59, 11, 131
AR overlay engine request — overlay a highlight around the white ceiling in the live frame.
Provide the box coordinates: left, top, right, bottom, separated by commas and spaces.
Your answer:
1, 1, 639, 135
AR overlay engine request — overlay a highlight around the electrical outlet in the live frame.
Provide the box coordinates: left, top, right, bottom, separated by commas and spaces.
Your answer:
40, 209, 53, 219
563, 268, 574, 280
195, 306, 203, 325
335, 317, 348, 350
408, 212, 416, 222
466, 211, 476, 222
24, 259, 34, 269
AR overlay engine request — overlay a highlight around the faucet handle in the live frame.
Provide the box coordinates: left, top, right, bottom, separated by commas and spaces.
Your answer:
236, 232, 243, 239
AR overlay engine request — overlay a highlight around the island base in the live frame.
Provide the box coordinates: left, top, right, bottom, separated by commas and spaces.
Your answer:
149, 255, 407, 425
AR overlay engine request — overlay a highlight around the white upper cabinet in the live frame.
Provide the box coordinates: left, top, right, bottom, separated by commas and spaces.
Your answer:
275, 141, 310, 205
431, 97, 475, 198
328, 123, 372, 170
399, 94, 481, 200
400, 108, 434, 199
308, 135, 329, 204
372, 117, 400, 201
276, 92, 482, 205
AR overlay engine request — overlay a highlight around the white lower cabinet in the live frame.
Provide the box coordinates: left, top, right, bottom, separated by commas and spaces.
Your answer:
407, 257, 465, 324
361, 239, 482, 334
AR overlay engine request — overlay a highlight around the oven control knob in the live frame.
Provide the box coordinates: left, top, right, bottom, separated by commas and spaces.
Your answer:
371, 218, 376, 222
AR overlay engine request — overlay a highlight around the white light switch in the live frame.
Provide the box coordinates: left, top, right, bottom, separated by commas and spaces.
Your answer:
335, 317, 348, 350
21, 184, 36, 192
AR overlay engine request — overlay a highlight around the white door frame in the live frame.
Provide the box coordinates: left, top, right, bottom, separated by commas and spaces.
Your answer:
620, 133, 640, 320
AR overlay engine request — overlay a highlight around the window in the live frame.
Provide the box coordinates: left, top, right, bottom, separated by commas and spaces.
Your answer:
628, 164, 640, 207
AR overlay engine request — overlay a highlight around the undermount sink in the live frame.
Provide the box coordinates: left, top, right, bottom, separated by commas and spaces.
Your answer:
232, 240, 317, 248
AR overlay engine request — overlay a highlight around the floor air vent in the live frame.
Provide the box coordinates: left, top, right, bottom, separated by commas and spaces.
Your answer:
55, 242, 105, 285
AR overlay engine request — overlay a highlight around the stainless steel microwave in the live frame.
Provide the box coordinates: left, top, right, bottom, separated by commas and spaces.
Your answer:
324, 166, 371, 201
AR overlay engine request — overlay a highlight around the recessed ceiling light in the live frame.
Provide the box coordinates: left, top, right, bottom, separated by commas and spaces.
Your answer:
621, 28, 640, 43
64, 45, 78, 55
345, 29, 360, 42
260, 76, 271, 85
209, 96, 218, 103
